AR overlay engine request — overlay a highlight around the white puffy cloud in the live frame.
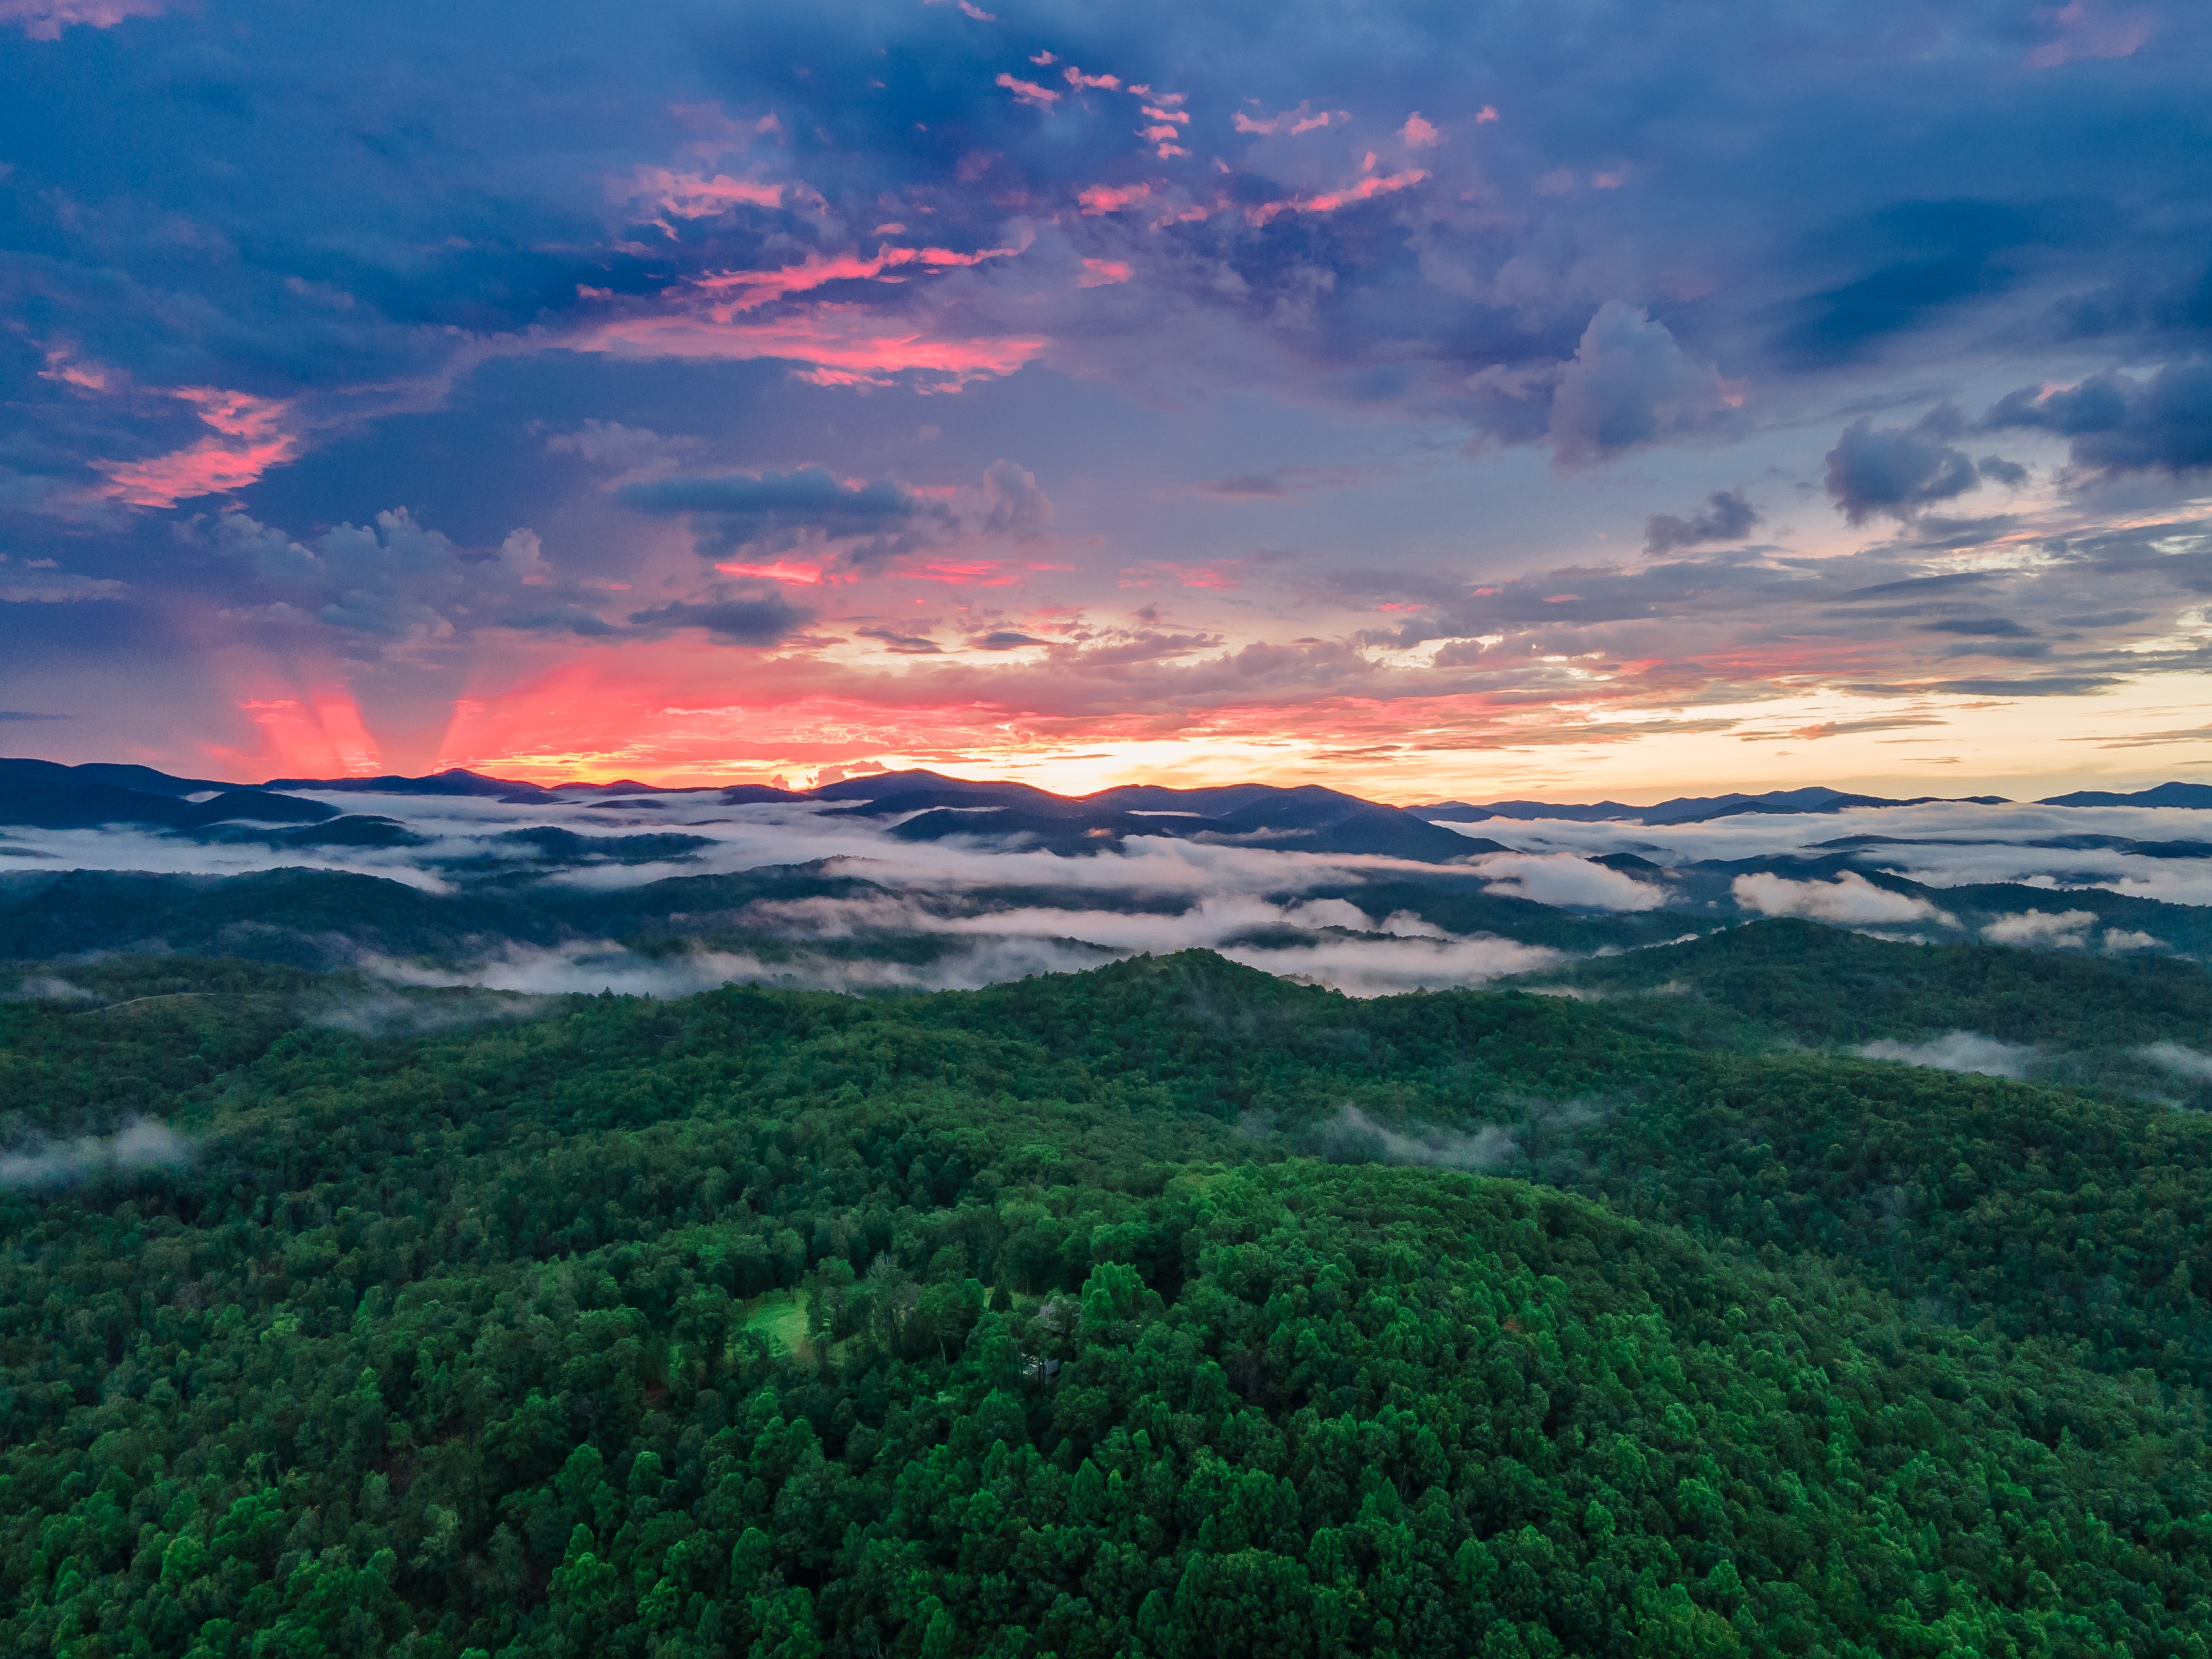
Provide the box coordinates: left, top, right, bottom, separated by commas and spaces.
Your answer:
1981, 908, 2097, 947
1473, 851, 1668, 911
1731, 870, 1952, 926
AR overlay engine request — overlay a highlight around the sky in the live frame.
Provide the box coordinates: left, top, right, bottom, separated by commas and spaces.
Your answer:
1, 0, 2209, 802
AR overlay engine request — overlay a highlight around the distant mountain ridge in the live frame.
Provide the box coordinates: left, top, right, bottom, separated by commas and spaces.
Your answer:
0, 761, 1495, 862
4, 758, 2208, 852
1424, 785, 2027, 824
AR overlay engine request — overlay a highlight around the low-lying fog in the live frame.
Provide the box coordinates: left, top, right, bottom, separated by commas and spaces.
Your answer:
4, 790, 2208, 997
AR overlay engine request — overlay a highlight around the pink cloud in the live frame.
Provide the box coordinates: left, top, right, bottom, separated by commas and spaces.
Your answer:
1400, 112, 1440, 147
2028, 1, 2150, 66
1064, 66, 1122, 91
90, 387, 303, 508
716, 560, 843, 585
621, 167, 784, 220
1077, 259, 1132, 288
1476, 105, 1500, 123
1118, 561, 1239, 589
958, 0, 995, 18
1234, 103, 1345, 137
893, 558, 1037, 586
1, 0, 165, 39
38, 348, 109, 390
1079, 181, 1153, 215
690, 242, 1018, 310
567, 302, 1046, 390
996, 73, 1060, 109
1141, 104, 1190, 127
1247, 168, 1428, 225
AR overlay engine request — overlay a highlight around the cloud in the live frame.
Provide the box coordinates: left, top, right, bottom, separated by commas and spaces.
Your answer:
1856, 1031, 2034, 1078
626, 593, 815, 645
979, 459, 1052, 538
1731, 870, 1952, 925
619, 167, 783, 220
8, 0, 2212, 767
2027, 1, 2153, 68
564, 302, 1045, 390
0, 1118, 193, 1188
856, 625, 944, 654
1985, 363, 2212, 478
1078, 259, 1133, 287
1824, 405, 1981, 523
1981, 907, 2097, 946
1464, 799, 2212, 911
1547, 303, 1734, 467
1317, 1105, 1519, 1169
1644, 487, 1760, 553
1079, 183, 1152, 215
687, 243, 1019, 311
1247, 167, 1429, 225
1235, 103, 1346, 137
90, 388, 305, 508
996, 73, 1060, 110
2142, 1041, 2212, 1082
1, 0, 166, 39
1472, 852, 1669, 911
620, 468, 924, 541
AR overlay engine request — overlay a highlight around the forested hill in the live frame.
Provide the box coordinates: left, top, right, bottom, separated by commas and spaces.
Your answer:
3, 940, 2210, 1658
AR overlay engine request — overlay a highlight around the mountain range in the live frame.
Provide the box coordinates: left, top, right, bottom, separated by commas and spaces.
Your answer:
6, 758, 2210, 854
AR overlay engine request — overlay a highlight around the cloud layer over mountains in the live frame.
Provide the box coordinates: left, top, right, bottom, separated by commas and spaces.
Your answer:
6, 762, 2212, 997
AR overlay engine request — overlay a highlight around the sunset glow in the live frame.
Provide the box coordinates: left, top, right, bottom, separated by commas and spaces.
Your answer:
2, 0, 2207, 799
